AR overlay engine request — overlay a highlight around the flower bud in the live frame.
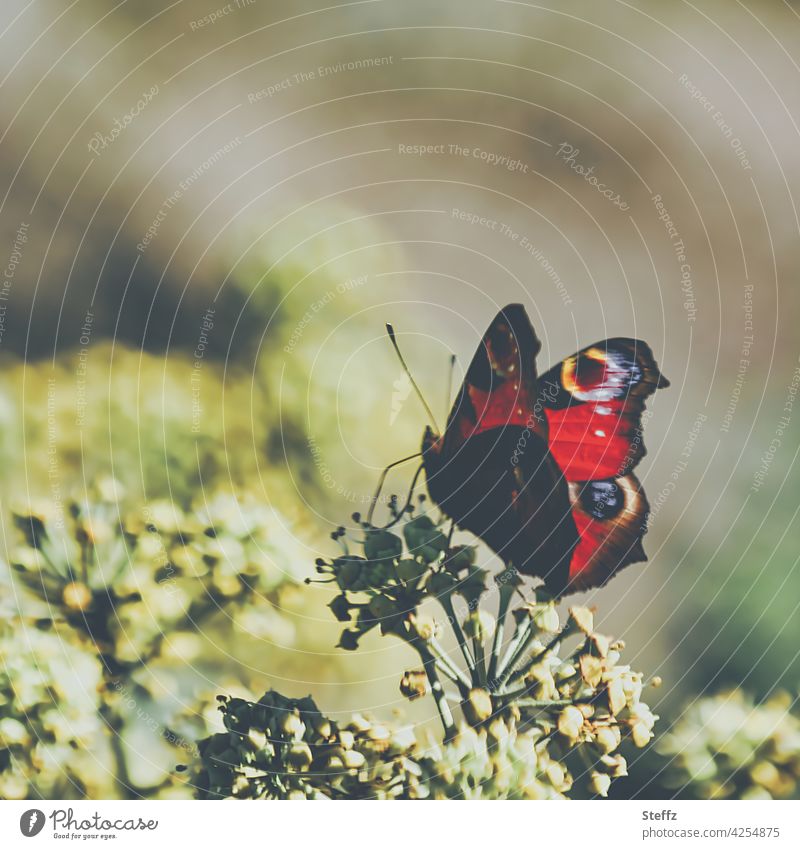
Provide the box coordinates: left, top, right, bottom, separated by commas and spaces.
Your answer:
463, 688, 494, 726
557, 705, 584, 742
463, 610, 495, 641
280, 713, 306, 740
410, 615, 436, 641
631, 721, 653, 748
486, 718, 509, 744
63, 581, 92, 611
590, 633, 611, 658
590, 771, 611, 797
594, 726, 621, 754
365, 562, 391, 589
546, 760, 566, 789
629, 704, 656, 729
400, 670, 428, 701
534, 605, 560, 633
403, 516, 447, 563
579, 655, 604, 688
569, 606, 594, 634
309, 715, 332, 739
555, 662, 576, 682
287, 741, 312, 768
606, 678, 627, 715
337, 630, 360, 651
342, 749, 366, 769
601, 753, 628, 777
527, 663, 558, 700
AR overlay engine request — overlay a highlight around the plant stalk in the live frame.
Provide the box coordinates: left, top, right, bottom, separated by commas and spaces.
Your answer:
413, 638, 457, 741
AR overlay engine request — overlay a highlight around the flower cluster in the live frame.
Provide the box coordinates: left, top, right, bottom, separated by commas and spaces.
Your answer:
196, 505, 660, 799
6, 486, 304, 668
658, 689, 800, 799
0, 619, 106, 799
0, 485, 304, 799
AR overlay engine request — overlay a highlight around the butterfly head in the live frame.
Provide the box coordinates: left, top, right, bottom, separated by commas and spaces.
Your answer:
421, 424, 442, 456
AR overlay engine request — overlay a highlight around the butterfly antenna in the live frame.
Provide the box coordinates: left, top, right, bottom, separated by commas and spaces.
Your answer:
386, 324, 440, 432
445, 353, 457, 420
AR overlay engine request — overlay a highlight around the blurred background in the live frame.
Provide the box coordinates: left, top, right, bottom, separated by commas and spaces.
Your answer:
0, 0, 798, 799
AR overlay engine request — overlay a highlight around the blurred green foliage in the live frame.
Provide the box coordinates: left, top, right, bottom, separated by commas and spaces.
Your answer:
657, 689, 800, 800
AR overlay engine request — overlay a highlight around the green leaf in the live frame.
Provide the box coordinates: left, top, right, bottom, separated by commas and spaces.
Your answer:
364, 530, 403, 562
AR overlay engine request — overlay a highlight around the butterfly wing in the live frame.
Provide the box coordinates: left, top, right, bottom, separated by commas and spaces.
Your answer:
540, 338, 668, 591
423, 304, 578, 593
440, 303, 546, 447
540, 338, 668, 480
422, 310, 668, 596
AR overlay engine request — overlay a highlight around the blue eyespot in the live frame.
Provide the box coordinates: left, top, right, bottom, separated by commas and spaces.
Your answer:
579, 479, 625, 520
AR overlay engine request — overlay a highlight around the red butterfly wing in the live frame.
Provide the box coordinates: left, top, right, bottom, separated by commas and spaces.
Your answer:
540, 339, 668, 591
540, 339, 668, 480
421, 309, 668, 596
443, 303, 544, 445
566, 475, 650, 592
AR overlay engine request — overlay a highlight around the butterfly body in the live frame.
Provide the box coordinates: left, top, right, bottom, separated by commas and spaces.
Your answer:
421, 304, 668, 596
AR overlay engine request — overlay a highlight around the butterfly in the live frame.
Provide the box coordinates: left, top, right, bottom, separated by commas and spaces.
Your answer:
421, 304, 668, 596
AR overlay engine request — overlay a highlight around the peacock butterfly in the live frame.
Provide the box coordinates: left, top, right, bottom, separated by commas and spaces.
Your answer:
421, 303, 669, 596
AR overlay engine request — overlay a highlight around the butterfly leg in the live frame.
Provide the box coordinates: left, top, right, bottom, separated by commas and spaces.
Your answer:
445, 518, 456, 550
366, 452, 422, 526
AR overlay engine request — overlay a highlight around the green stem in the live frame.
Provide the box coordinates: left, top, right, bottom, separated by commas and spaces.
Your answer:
472, 637, 487, 687
512, 697, 573, 709
505, 625, 575, 687
487, 575, 515, 687
412, 638, 457, 741
429, 636, 472, 694
439, 595, 476, 684
496, 616, 531, 681
495, 617, 537, 688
